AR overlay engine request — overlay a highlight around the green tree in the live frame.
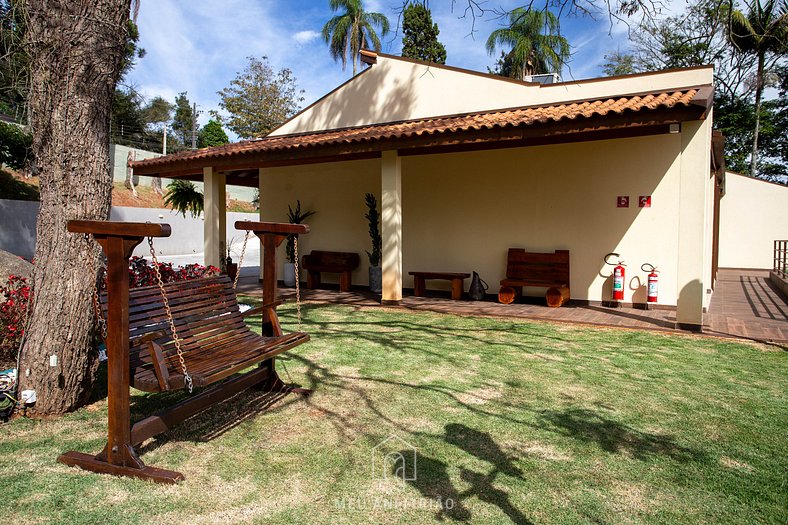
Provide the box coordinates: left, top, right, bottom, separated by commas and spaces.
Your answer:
216, 56, 304, 139
401, 2, 446, 64
172, 91, 195, 147
485, 8, 570, 80
198, 119, 229, 148
322, 0, 390, 75
728, 0, 788, 177
110, 86, 145, 146
601, 50, 636, 76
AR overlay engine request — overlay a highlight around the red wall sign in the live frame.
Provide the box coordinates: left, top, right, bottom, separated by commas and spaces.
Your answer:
617, 196, 629, 208
639, 195, 652, 208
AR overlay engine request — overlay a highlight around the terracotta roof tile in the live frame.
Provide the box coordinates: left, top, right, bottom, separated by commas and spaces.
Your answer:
134, 89, 700, 170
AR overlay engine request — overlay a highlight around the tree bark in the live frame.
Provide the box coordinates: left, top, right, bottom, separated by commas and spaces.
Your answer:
18, 0, 131, 414
125, 150, 138, 197
151, 176, 164, 195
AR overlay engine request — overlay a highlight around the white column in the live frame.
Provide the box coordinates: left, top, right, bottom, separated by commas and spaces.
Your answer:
203, 166, 226, 269
676, 118, 712, 329
381, 150, 402, 303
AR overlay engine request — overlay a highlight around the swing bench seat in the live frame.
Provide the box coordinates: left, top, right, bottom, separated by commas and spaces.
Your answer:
121, 275, 309, 393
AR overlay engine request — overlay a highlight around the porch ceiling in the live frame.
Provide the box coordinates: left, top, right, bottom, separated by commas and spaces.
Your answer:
132, 85, 713, 183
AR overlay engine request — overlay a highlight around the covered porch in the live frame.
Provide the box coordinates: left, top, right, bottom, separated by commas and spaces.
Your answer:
133, 82, 714, 328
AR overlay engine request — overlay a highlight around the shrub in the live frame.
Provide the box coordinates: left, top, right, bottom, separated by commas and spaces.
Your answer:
0, 121, 32, 171
0, 275, 31, 364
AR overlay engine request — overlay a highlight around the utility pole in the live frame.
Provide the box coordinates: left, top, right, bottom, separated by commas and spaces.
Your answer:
162, 122, 167, 155
191, 102, 197, 150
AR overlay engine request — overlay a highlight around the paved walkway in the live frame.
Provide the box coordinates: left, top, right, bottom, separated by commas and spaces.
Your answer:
236, 269, 788, 345
705, 269, 788, 343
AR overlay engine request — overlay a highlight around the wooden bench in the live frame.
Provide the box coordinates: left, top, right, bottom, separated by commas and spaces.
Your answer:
302, 251, 360, 292
409, 271, 470, 300
498, 249, 570, 307
59, 220, 310, 484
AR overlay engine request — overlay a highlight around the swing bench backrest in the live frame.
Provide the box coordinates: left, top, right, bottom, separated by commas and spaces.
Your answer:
111, 275, 308, 393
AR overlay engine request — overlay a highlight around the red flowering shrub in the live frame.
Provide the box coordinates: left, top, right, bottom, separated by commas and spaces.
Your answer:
127, 257, 220, 288
0, 275, 31, 363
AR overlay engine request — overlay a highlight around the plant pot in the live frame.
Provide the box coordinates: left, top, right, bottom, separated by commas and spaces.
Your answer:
283, 262, 296, 287
369, 266, 382, 294
226, 262, 238, 282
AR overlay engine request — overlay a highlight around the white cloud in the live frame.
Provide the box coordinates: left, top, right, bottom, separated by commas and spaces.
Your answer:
294, 30, 320, 44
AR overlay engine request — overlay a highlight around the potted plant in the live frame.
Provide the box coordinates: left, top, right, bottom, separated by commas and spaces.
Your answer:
284, 200, 315, 287
224, 239, 238, 282
364, 193, 382, 293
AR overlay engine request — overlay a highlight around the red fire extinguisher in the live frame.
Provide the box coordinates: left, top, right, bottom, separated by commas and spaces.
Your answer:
642, 263, 659, 303
605, 253, 626, 302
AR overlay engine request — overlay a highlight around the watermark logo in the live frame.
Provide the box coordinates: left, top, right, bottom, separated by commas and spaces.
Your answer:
371, 434, 417, 482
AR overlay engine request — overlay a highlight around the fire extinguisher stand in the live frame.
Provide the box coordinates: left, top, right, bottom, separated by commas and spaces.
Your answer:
642, 263, 659, 309
604, 252, 626, 308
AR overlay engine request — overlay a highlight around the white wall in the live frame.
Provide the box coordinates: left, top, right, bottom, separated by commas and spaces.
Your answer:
0, 200, 258, 267
719, 172, 788, 269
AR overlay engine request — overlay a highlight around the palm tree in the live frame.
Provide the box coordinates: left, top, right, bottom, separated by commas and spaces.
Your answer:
322, 0, 390, 76
728, 0, 787, 177
485, 8, 570, 80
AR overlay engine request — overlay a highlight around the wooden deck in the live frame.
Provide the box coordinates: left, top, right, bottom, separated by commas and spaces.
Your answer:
236, 269, 787, 345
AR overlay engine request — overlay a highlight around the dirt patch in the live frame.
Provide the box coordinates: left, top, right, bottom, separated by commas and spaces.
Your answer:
455, 383, 503, 405
720, 456, 754, 473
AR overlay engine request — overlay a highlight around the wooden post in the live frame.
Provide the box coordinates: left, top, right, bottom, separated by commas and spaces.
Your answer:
236, 221, 309, 336
235, 221, 312, 396
58, 220, 182, 483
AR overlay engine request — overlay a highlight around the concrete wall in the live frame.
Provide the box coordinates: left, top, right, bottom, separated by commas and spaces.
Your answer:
0, 199, 257, 263
273, 54, 713, 135
719, 172, 788, 269
258, 131, 711, 307
110, 143, 257, 202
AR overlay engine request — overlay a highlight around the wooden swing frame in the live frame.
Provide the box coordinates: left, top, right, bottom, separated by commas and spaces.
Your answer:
58, 220, 310, 483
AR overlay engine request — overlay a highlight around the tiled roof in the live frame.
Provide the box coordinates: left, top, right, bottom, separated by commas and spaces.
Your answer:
134, 89, 701, 170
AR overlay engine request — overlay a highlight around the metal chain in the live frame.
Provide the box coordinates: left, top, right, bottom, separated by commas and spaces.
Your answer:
148, 237, 193, 393
294, 236, 302, 331
233, 229, 251, 290
85, 234, 108, 340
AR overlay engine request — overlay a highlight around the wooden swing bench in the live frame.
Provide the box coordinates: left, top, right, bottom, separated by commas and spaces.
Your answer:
58, 220, 310, 484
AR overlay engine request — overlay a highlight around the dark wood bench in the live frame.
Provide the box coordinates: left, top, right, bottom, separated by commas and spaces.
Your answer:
499, 249, 570, 307
409, 271, 470, 300
302, 251, 359, 292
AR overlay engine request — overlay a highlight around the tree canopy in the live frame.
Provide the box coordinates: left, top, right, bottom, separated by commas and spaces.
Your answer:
322, 0, 390, 75
215, 56, 304, 139
198, 119, 229, 148
401, 2, 447, 64
485, 8, 571, 79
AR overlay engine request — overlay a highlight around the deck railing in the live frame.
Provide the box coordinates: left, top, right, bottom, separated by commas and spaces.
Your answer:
775, 240, 788, 280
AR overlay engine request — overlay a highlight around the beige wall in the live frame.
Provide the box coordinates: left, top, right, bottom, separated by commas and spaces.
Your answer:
719, 172, 788, 269
272, 55, 713, 135
259, 160, 380, 286
257, 132, 711, 307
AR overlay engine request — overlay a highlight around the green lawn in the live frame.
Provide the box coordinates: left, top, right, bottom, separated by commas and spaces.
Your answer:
1, 303, 786, 524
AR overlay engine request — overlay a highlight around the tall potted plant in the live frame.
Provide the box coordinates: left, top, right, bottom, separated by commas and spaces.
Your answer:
284, 200, 315, 287
365, 193, 382, 293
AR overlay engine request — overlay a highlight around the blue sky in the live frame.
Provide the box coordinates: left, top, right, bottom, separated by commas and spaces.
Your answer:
126, 1, 678, 136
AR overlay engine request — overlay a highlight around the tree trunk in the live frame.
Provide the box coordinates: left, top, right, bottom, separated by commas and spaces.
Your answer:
151, 176, 164, 195
750, 50, 765, 178
125, 150, 138, 197
18, 0, 131, 415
